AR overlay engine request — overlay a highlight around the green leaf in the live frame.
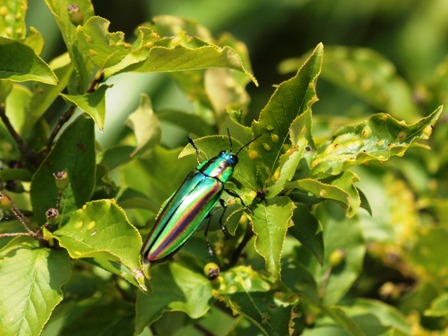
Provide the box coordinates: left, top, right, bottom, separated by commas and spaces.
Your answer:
282, 260, 320, 305
214, 265, 271, 295
126, 94, 161, 156
0, 38, 57, 84
251, 43, 323, 184
123, 145, 196, 210
58, 299, 135, 336
425, 292, 448, 317
267, 140, 306, 198
135, 262, 212, 333
223, 290, 296, 336
0, 0, 27, 39
75, 16, 131, 70
26, 53, 74, 134
30, 115, 96, 224
311, 107, 443, 178
105, 24, 257, 86
316, 203, 366, 304
157, 109, 215, 137
287, 170, 361, 217
0, 167, 32, 181
4, 83, 31, 135
214, 266, 296, 336
60, 85, 110, 131
0, 78, 12, 103
0, 237, 71, 336
289, 109, 315, 160
343, 299, 411, 335
281, 46, 420, 120
251, 196, 295, 279
410, 227, 448, 286
322, 305, 366, 336
22, 27, 44, 55
289, 203, 324, 265
44, 0, 95, 90
53, 200, 145, 289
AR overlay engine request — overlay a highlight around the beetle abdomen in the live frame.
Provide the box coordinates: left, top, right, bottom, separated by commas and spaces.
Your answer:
143, 172, 223, 262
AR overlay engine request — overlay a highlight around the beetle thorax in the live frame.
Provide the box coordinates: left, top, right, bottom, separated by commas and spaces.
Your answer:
199, 151, 237, 183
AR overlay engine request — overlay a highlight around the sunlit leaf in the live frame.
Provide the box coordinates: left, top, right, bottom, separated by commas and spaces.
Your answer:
251, 196, 295, 279
4, 83, 31, 135
22, 27, 44, 54
0, 237, 71, 336
53, 200, 145, 289
126, 94, 161, 156
0, 38, 57, 84
105, 26, 257, 86
44, 0, 95, 91
75, 16, 131, 70
425, 292, 448, 317
311, 107, 442, 178
251, 43, 322, 184
60, 85, 110, 131
0, 0, 27, 39
287, 170, 361, 217
268, 142, 306, 198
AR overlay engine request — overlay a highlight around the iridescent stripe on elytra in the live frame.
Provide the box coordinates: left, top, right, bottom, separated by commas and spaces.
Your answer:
148, 179, 222, 261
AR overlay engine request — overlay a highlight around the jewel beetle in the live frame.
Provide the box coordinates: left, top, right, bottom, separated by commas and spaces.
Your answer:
141, 131, 259, 263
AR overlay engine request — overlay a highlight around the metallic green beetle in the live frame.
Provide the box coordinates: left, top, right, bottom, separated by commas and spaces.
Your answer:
141, 133, 258, 263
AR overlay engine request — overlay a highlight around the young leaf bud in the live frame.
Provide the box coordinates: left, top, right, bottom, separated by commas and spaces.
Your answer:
45, 208, 60, 225
67, 4, 84, 26
203, 262, 220, 280
0, 192, 11, 210
329, 248, 346, 267
53, 171, 69, 191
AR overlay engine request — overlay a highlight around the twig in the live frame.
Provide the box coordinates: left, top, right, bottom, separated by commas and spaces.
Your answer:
0, 107, 29, 157
10, 203, 38, 233
227, 221, 254, 269
45, 71, 104, 153
0, 232, 31, 238
45, 105, 76, 154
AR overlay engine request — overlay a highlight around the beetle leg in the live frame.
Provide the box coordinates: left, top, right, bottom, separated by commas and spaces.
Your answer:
187, 137, 201, 165
224, 189, 254, 214
204, 214, 214, 256
218, 199, 230, 239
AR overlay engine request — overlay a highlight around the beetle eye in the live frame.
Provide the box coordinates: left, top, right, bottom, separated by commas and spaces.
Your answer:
230, 154, 238, 164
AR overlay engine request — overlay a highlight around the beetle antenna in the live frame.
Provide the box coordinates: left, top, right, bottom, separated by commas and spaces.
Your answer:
236, 134, 261, 156
188, 137, 201, 165
227, 128, 233, 152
